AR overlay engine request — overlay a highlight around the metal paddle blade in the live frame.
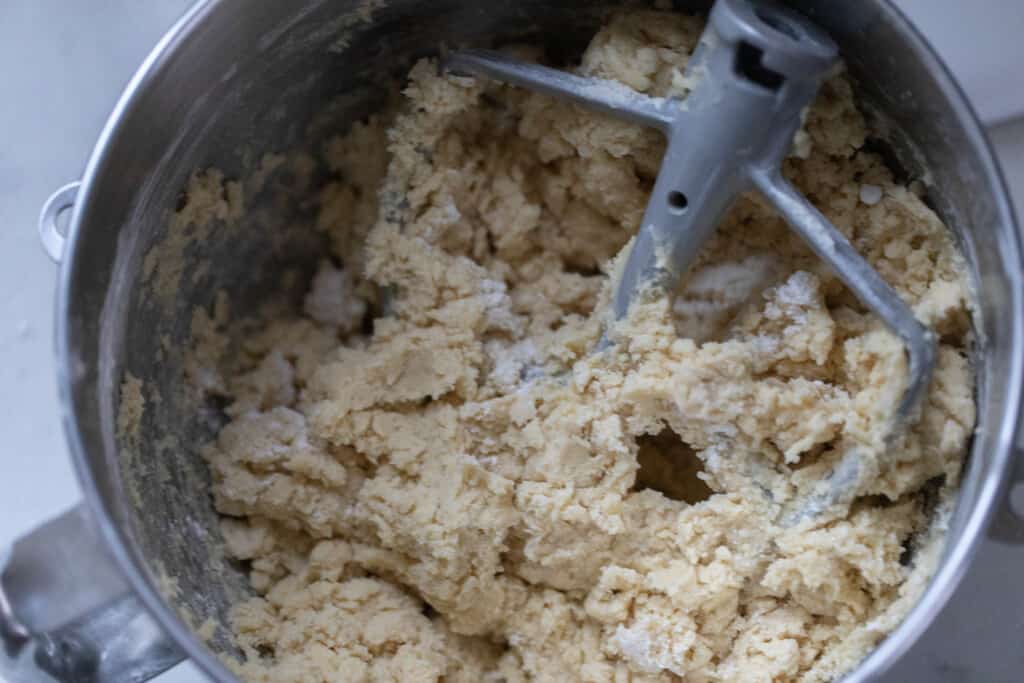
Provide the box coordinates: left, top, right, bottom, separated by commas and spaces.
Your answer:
445, 0, 936, 516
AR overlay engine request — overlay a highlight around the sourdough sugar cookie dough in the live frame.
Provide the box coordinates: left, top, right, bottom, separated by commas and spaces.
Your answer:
194, 10, 975, 683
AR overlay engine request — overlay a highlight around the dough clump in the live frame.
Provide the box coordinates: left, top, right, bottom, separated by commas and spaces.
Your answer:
199, 11, 975, 682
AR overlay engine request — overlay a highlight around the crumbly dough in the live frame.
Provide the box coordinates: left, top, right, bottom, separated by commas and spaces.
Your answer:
196, 11, 975, 682
143, 169, 244, 304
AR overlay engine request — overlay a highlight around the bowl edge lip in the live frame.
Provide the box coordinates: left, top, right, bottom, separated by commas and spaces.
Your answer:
57, 0, 242, 680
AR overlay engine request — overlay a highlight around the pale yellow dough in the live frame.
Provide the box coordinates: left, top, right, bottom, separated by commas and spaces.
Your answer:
196, 11, 975, 683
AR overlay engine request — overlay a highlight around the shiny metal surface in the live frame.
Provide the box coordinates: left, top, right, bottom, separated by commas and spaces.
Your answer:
0, 507, 183, 682
2, 0, 1019, 681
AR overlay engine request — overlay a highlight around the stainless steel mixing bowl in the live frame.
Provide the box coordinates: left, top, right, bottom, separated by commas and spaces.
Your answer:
2, 1, 1022, 681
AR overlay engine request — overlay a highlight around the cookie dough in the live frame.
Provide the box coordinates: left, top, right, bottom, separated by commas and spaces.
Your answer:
198, 11, 975, 682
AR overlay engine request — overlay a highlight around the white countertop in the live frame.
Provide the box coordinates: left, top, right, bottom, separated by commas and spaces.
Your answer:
2, 1, 1022, 681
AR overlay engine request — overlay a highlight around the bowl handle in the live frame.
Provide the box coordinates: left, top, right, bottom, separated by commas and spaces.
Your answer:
1, 505, 184, 682
38, 182, 80, 264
